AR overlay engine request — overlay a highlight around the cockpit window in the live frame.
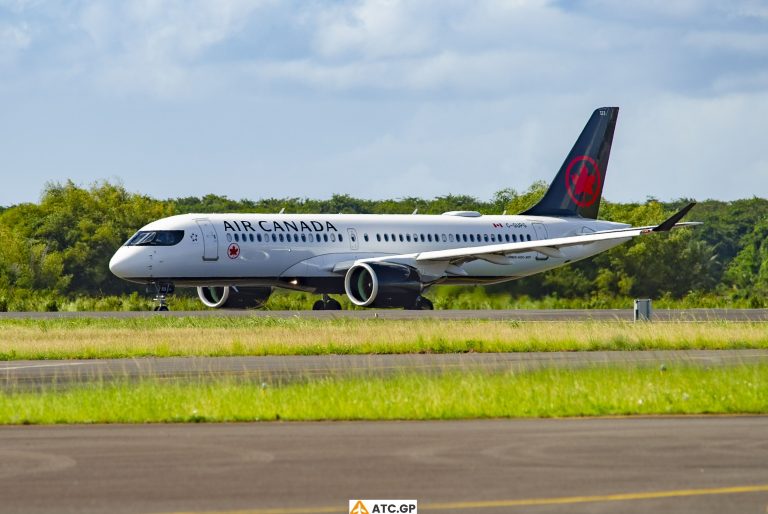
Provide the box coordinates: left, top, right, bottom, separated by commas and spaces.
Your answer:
125, 230, 184, 246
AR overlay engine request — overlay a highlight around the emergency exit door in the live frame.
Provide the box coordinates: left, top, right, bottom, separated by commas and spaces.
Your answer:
532, 222, 548, 261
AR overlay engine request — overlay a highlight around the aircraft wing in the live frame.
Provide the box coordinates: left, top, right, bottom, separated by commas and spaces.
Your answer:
353, 203, 700, 269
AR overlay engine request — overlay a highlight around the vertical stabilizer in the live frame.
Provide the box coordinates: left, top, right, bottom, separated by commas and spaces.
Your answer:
522, 107, 618, 219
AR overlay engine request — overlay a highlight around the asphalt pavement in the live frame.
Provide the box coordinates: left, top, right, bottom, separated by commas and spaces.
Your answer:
2, 350, 766, 388
1, 417, 767, 514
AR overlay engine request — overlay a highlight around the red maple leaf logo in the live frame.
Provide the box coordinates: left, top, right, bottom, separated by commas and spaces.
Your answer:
228, 244, 240, 259
571, 165, 596, 197
565, 156, 601, 208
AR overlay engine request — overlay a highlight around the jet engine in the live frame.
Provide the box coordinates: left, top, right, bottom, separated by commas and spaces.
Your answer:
344, 263, 423, 308
196, 286, 272, 309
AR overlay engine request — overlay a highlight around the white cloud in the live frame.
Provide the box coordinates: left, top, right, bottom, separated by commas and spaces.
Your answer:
0, 21, 31, 62
313, 0, 437, 59
684, 30, 768, 54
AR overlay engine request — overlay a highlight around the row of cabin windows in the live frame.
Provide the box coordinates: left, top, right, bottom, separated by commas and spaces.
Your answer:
227, 232, 343, 244
367, 232, 531, 244
226, 231, 533, 245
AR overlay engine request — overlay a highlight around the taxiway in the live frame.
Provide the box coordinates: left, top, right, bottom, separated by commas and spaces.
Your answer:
1, 417, 767, 514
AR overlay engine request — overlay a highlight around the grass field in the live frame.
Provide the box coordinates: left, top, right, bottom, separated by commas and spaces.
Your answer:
1, 364, 765, 424
0, 318, 767, 360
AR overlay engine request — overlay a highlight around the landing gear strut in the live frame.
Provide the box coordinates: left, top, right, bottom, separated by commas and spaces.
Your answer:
150, 282, 175, 311
312, 294, 342, 311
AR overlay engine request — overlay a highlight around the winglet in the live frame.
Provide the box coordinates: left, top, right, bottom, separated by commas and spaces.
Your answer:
652, 202, 696, 232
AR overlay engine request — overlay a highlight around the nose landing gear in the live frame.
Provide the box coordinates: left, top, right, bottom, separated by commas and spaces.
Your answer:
150, 282, 175, 311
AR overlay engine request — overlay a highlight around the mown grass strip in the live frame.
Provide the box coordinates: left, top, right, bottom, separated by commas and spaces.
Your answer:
1, 365, 766, 424
0, 319, 767, 360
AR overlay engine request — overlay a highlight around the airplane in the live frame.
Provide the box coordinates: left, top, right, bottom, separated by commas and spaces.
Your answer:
109, 107, 699, 311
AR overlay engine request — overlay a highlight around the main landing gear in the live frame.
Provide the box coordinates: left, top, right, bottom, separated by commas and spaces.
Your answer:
150, 282, 175, 312
312, 294, 342, 311
406, 296, 434, 310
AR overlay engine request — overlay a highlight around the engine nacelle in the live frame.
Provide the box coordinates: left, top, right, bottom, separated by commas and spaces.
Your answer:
344, 263, 423, 308
197, 286, 272, 309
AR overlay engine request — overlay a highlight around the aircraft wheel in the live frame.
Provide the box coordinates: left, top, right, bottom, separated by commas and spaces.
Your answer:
155, 305, 170, 312
411, 296, 433, 310
312, 300, 326, 311
325, 299, 342, 311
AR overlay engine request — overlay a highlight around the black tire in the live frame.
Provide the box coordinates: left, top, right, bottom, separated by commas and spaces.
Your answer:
157, 305, 170, 312
312, 300, 326, 311
325, 299, 342, 311
413, 296, 433, 310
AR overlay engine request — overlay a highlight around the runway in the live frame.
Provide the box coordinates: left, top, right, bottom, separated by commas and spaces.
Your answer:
1, 308, 767, 321
1, 417, 767, 514
2, 350, 766, 388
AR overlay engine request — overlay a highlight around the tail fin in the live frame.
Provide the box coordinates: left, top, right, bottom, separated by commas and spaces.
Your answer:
522, 107, 618, 219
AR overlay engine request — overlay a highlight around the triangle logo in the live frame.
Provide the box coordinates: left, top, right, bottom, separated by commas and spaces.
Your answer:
350, 500, 370, 514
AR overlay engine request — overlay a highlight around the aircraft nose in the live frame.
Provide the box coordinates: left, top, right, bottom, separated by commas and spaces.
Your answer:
109, 248, 131, 278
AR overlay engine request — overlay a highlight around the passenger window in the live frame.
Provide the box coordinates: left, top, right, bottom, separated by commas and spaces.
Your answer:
324, 234, 329, 242
398, 234, 403, 242
301, 234, 306, 242
364, 234, 369, 242
527, 234, 532, 241
227, 233, 233, 242
242, 233, 247, 242
376, 234, 381, 242
249, 234, 254, 242
331, 233, 336, 242
339, 234, 343, 242
469, 234, 475, 242
420, 234, 425, 242
234, 234, 240, 242
384, 234, 389, 242
449, 234, 454, 242
406, 234, 411, 242
462, 234, 468, 242
308, 234, 314, 242
272, 234, 277, 242
505, 234, 510, 242
391, 233, 396, 241
484, 234, 489, 242
257, 234, 262, 242
442, 234, 447, 242
427, 234, 432, 242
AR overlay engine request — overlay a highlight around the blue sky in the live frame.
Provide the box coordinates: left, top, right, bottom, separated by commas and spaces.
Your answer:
1, 0, 767, 206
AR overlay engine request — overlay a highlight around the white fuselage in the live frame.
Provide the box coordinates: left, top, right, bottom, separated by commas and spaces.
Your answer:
109, 212, 629, 292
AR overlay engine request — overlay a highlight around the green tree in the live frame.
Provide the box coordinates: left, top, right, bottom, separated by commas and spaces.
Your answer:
724, 216, 768, 299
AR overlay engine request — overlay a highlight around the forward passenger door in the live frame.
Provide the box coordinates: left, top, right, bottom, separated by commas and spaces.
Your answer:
196, 219, 219, 261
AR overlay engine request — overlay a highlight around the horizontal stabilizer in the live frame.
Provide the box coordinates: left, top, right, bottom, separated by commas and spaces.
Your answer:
652, 202, 697, 232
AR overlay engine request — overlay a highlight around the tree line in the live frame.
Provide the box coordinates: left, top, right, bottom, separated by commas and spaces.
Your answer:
0, 180, 766, 310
